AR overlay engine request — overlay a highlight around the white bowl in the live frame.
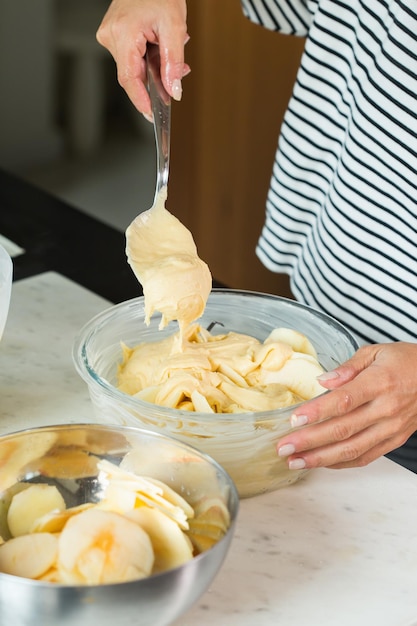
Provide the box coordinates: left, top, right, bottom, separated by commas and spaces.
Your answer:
0, 244, 12, 340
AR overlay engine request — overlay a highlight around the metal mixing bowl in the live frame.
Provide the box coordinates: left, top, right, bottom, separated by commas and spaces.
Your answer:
0, 423, 239, 626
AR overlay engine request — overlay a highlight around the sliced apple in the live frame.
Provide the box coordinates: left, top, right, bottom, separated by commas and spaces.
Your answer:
57, 508, 154, 584
0, 532, 58, 579
31, 502, 94, 533
7, 484, 66, 537
186, 496, 230, 553
98, 459, 192, 529
127, 507, 193, 574
264, 327, 318, 357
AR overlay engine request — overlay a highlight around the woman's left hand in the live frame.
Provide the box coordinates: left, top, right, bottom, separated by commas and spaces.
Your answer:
277, 342, 417, 469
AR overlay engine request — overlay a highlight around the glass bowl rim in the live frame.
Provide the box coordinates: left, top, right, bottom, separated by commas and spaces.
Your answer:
72, 288, 359, 423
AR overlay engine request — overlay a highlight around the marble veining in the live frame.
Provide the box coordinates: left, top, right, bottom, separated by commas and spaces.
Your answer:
1, 272, 417, 625
0, 272, 108, 431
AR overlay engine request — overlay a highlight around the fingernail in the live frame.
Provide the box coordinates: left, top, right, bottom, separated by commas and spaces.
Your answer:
290, 414, 308, 428
289, 458, 306, 470
278, 443, 296, 457
143, 112, 153, 123
317, 370, 340, 381
172, 78, 182, 101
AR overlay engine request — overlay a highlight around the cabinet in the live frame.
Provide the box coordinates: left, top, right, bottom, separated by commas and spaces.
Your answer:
169, 0, 304, 297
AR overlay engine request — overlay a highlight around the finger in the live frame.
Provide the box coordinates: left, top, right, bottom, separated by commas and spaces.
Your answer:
326, 438, 393, 469
280, 381, 404, 458
120, 59, 152, 116
96, 14, 152, 117
156, 6, 188, 100
279, 405, 371, 460
317, 344, 379, 390
282, 426, 380, 470
290, 431, 398, 470
290, 377, 374, 430
113, 35, 152, 116
282, 411, 414, 470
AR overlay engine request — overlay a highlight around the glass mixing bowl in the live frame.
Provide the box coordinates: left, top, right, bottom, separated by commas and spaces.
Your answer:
73, 290, 359, 498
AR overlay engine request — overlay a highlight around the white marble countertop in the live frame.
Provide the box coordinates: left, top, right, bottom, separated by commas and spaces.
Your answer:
1, 272, 417, 626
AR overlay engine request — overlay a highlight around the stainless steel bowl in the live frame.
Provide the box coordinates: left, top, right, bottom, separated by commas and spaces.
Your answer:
0, 423, 239, 626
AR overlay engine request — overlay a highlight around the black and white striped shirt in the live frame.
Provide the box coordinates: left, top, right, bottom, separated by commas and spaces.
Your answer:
241, 0, 417, 347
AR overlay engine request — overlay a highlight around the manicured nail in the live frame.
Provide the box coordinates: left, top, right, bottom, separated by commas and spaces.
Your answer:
172, 78, 182, 101
317, 370, 340, 381
289, 458, 306, 470
143, 112, 153, 123
278, 443, 296, 457
290, 414, 308, 428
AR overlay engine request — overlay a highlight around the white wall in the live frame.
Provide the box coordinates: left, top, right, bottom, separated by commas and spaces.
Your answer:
0, 0, 62, 172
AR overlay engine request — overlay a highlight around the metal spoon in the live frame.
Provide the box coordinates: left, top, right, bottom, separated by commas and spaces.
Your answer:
125, 43, 172, 287
146, 43, 171, 200
125, 45, 212, 328
125, 43, 170, 238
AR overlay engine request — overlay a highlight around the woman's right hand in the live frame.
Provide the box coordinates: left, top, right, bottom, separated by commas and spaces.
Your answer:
96, 0, 189, 119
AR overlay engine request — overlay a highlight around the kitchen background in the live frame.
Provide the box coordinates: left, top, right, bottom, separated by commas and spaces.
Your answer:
0, 0, 155, 233
0, 0, 304, 295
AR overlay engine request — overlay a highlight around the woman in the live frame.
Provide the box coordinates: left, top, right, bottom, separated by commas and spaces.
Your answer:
97, 0, 417, 472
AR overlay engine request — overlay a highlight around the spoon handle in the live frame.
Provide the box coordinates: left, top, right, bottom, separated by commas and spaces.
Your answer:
146, 44, 171, 198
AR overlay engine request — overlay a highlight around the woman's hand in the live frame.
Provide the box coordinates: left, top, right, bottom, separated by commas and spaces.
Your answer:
277, 342, 417, 469
96, 0, 189, 118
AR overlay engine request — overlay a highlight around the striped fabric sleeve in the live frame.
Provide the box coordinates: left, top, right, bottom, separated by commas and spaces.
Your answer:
241, 0, 313, 35
254, 0, 417, 346
242, 0, 417, 474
